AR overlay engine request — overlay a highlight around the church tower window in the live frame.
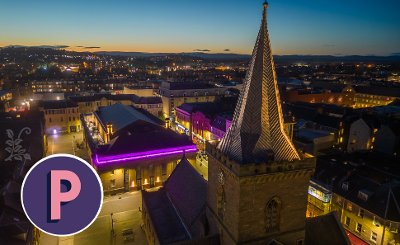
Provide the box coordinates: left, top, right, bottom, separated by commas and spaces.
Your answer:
265, 197, 281, 230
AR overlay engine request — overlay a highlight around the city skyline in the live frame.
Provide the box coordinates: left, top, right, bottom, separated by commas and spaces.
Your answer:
1, 0, 399, 56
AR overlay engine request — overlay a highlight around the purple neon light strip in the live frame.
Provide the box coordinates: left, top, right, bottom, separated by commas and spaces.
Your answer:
97, 145, 197, 162
96, 147, 197, 164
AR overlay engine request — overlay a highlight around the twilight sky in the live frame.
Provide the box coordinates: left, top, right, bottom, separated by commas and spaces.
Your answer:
1, 0, 399, 56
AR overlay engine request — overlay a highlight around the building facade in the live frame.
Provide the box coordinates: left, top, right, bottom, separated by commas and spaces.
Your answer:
38, 99, 81, 134
82, 103, 196, 195
157, 81, 229, 118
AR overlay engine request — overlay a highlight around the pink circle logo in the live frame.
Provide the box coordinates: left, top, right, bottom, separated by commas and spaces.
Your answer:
21, 154, 103, 236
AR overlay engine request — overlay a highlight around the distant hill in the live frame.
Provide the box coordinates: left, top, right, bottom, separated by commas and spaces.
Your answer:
92, 51, 253, 60
93, 51, 400, 62
2, 46, 400, 62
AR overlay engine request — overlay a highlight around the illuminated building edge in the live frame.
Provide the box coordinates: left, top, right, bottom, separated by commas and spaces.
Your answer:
96, 145, 197, 164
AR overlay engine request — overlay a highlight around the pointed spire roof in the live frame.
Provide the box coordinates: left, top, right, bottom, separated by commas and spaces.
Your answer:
217, 3, 300, 164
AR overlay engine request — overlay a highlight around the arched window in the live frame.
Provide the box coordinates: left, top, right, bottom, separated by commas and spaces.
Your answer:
205, 92, 209, 96
216, 91, 220, 96
217, 185, 226, 219
194, 92, 198, 97
265, 197, 281, 231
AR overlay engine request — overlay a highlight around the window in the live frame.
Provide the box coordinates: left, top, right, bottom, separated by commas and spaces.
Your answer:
110, 170, 115, 175
110, 179, 116, 188
342, 182, 349, 191
359, 209, 364, 218
345, 216, 350, 226
49, 118, 52, 123
217, 185, 225, 219
69, 117, 71, 121
45, 110, 48, 115
296, 239, 304, 245
347, 202, 352, 211
336, 196, 342, 205
266, 197, 281, 230
72, 109, 75, 113
356, 223, 362, 233
371, 231, 377, 243
358, 191, 369, 201
73, 116, 75, 121
389, 223, 398, 233
61, 117, 63, 122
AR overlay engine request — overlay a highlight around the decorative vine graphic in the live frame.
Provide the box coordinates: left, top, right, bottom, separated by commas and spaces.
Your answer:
5, 127, 31, 161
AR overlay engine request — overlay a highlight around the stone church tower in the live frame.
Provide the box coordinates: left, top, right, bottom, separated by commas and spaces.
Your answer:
205, 2, 316, 245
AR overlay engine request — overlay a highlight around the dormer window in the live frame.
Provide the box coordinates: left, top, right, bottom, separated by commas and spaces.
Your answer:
358, 190, 372, 201
389, 223, 398, 233
342, 182, 349, 191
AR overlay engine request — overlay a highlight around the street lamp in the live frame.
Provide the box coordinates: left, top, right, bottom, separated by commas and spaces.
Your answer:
111, 213, 116, 237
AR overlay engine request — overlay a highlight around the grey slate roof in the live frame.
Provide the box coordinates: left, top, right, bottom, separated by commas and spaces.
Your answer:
131, 95, 162, 104
142, 190, 191, 245
95, 103, 159, 131
142, 155, 207, 244
217, 3, 300, 164
97, 122, 194, 158
164, 156, 208, 238
305, 212, 351, 245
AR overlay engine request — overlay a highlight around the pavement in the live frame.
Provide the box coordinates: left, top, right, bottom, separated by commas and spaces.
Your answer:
46, 132, 91, 163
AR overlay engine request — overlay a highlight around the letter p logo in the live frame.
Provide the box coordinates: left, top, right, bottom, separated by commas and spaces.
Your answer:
48, 170, 81, 221
22, 154, 103, 236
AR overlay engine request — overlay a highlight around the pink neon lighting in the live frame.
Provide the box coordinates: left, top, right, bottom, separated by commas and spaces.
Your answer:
50, 170, 81, 220
96, 146, 197, 164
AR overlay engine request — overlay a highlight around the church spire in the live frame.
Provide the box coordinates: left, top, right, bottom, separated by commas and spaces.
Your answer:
217, 3, 300, 164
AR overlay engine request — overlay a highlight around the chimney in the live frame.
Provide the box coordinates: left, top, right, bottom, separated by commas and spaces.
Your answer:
106, 122, 113, 142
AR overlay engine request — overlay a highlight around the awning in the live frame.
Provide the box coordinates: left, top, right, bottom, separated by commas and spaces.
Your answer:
345, 230, 369, 245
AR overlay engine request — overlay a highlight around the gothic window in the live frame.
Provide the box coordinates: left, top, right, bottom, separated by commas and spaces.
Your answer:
217, 185, 226, 219
265, 197, 281, 231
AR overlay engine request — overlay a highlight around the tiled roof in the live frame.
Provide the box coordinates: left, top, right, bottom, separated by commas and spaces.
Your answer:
305, 212, 351, 245
218, 4, 300, 163
314, 151, 400, 221
354, 86, 400, 97
131, 95, 162, 104
142, 189, 191, 245
164, 155, 207, 238
39, 99, 78, 109
95, 104, 160, 132
96, 122, 194, 158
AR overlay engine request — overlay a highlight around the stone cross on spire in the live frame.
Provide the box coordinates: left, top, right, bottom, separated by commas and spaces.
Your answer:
217, 2, 300, 164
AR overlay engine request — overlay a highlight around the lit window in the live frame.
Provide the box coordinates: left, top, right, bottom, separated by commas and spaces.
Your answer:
371, 231, 377, 243
347, 202, 352, 211
110, 179, 116, 188
336, 196, 342, 205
